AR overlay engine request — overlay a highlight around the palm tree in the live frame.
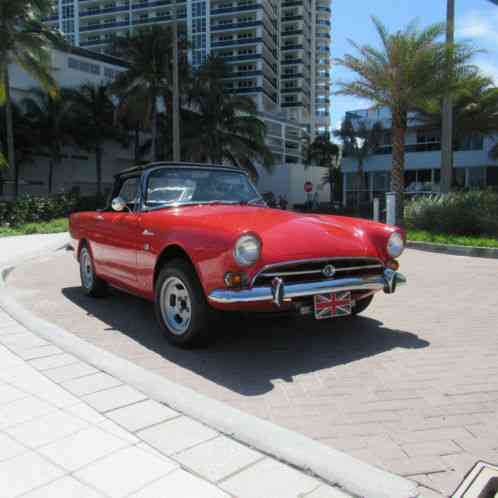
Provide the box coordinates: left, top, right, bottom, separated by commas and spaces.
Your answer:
419, 71, 498, 164
183, 56, 273, 177
0, 0, 64, 197
335, 17, 474, 224
0, 101, 38, 194
111, 26, 189, 162
334, 118, 383, 210
303, 133, 340, 203
23, 88, 73, 194
68, 83, 123, 197
114, 94, 150, 164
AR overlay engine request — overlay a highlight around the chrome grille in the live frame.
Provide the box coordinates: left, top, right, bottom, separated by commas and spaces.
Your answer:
252, 258, 384, 287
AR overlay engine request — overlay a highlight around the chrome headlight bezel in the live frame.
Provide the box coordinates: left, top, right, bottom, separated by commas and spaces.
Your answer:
387, 232, 404, 258
233, 234, 261, 267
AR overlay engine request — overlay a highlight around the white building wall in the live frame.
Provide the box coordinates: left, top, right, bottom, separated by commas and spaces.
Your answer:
255, 163, 330, 206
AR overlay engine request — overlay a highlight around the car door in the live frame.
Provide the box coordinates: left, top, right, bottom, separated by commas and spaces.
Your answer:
98, 175, 142, 290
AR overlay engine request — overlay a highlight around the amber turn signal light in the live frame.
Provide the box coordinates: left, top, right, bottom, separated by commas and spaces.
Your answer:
224, 272, 249, 288
386, 259, 400, 271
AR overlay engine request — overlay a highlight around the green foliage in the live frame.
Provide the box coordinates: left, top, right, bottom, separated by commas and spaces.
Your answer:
110, 25, 190, 161
0, 218, 68, 238
303, 132, 339, 168
182, 56, 274, 177
0, 0, 65, 105
407, 229, 498, 248
405, 190, 498, 237
335, 17, 475, 112
0, 194, 105, 228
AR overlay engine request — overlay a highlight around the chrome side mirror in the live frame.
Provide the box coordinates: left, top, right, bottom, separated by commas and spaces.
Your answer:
111, 197, 127, 212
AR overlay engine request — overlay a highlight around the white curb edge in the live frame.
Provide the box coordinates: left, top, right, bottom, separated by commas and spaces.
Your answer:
0, 240, 421, 498
407, 240, 498, 259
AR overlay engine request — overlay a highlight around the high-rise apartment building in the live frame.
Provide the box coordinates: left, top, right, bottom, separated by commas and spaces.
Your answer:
45, 0, 331, 134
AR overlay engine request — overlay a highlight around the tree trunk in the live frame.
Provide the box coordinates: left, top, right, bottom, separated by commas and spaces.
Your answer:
134, 123, 140, 163
48, 156, 55, 195
3, 65, 17, 198
391, 108, 407, 226
95, 146, 102, 198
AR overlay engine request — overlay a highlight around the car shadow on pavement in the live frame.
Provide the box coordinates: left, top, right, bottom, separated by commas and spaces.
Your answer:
62, 286, 430, 397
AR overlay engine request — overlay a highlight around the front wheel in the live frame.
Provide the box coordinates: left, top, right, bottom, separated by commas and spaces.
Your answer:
154, 259, 212, 348
79, 245, 108, 297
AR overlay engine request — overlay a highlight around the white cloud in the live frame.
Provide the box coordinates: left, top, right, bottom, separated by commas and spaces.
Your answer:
458, 10, 498, 45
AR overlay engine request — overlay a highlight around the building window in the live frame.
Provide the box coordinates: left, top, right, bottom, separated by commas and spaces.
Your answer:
62, 5, 74, 18
104, 67, 120, 80
457, 133, 484, 151
62, 19, 75, 33
68, 57, 101, 75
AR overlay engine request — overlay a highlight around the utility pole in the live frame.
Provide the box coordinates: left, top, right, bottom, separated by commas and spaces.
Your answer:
172, 13, 181, 162
440, 0, 455, 194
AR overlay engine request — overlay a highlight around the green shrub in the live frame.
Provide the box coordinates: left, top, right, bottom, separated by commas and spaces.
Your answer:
0, 194, 107, 228
405, 190, 498, 237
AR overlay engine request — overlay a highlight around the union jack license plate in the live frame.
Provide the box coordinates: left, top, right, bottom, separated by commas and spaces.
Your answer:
313, 292, 352, 320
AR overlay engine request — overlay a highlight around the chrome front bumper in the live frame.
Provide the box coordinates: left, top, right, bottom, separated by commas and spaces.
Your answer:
208, 269, 407, 306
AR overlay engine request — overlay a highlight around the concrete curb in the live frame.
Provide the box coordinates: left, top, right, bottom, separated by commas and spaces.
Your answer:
407, 240, 498, 259
0, 242, 421, 498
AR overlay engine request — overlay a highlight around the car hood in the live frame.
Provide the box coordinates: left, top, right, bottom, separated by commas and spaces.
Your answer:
165, 205, 378, 262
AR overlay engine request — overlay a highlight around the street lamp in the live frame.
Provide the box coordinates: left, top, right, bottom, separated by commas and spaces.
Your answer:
440, 0, 498, 193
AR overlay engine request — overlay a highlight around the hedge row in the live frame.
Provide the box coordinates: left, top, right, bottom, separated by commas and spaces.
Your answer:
405, 190, 498, 237
0, 194, 106, 228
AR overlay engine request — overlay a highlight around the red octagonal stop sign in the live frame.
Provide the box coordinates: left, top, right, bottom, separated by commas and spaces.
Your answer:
304, 181, 313, 193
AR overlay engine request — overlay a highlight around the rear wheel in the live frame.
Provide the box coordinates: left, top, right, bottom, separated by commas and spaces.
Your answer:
79, 245, 108, 298
352, 294, 374, 315
154, 259, 212, 348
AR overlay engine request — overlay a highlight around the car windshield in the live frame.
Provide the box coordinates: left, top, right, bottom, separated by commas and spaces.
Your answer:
144, 167, 264, 209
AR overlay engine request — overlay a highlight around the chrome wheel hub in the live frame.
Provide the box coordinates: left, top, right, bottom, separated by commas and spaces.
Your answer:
160, 277, 192, 336
81, 249, 94, 289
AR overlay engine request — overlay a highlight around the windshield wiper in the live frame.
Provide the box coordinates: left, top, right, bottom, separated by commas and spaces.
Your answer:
146, 200, 262, 210
240, 198, 266, 206
203, 200, 240, 205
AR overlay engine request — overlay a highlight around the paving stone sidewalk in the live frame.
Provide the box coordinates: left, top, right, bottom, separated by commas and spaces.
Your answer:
8, 236, 498, 498
0, 308, 347, 498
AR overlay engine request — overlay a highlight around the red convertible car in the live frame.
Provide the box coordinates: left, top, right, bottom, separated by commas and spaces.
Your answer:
70, 162, 406, 347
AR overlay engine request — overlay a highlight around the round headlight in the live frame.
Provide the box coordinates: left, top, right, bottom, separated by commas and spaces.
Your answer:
387, 232, 404, 258
234, 234, 261, 267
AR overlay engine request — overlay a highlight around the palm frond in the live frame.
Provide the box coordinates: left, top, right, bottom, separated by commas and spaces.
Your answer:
0, 151, 7, 169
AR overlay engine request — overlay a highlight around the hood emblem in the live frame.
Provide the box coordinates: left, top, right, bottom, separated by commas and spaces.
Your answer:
322, 264, 336, 278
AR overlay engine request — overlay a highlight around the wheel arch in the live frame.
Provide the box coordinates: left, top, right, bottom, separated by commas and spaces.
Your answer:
153, 244, 200, 289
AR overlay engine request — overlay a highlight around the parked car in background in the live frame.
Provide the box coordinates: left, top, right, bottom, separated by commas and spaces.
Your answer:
69, 162, 407, 347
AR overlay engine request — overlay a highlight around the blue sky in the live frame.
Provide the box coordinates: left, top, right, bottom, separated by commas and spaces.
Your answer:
330, 0, 498, 130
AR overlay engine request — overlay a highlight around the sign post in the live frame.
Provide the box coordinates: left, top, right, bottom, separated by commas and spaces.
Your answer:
373, 198, 380, 222
386, 192, 396, 225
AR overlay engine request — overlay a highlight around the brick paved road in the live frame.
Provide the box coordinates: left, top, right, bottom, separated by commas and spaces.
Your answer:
7, 249, 498, 497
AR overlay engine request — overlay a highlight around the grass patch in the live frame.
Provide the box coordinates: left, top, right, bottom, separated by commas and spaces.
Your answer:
407, 229, 498, 248
0, 218, 69, 238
